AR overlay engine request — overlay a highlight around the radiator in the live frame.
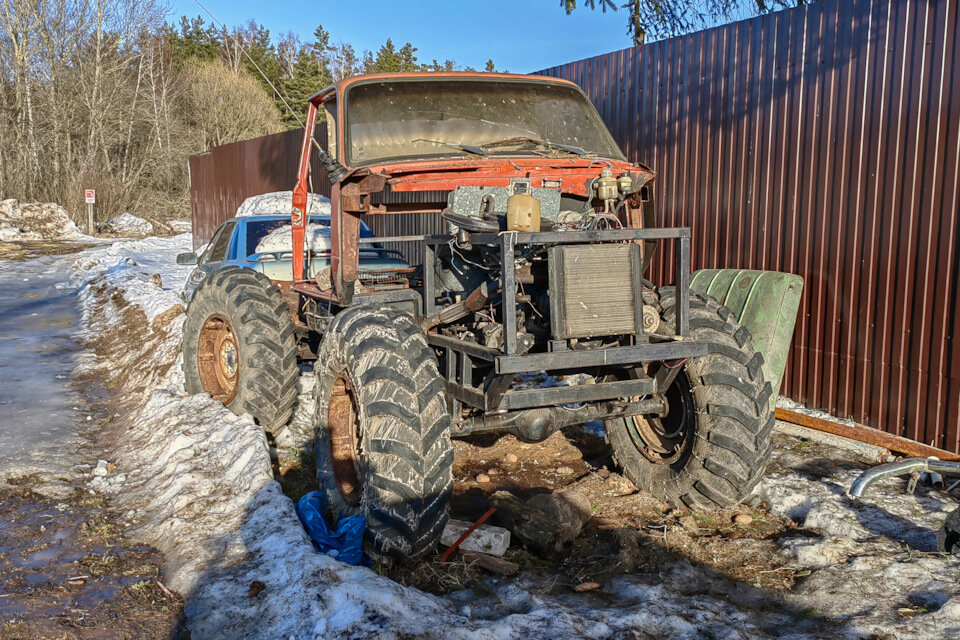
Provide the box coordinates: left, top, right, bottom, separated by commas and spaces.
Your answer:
548, 243, 643, 339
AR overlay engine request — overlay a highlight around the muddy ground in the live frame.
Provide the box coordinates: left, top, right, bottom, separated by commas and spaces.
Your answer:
278, 424, 869, 598
0, 481, 184, 640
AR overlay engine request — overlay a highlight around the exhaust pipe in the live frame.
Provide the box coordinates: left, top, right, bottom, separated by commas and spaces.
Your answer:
848, 458, 960, 499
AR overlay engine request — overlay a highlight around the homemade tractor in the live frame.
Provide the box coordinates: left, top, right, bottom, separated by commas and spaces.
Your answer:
182, 73, 782, 561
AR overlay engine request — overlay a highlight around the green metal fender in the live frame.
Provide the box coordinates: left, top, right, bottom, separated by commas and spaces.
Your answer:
690, 269, 803, 409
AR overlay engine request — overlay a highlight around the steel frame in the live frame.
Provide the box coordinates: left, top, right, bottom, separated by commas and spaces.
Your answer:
423, 227, 703, 413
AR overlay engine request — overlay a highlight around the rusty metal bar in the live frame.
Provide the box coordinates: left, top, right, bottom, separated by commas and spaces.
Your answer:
775, 408, 960, 462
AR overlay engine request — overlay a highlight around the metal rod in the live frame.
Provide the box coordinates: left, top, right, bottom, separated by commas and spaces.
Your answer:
775, 408, 960, 462
423, 242, 435, 317
358, 235, 426, 244
500, 232, 518, 355
469, 228, 692, 245
676, 236, 690, 336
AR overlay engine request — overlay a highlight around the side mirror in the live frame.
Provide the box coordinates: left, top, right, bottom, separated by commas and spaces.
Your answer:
176, 252, 198, 266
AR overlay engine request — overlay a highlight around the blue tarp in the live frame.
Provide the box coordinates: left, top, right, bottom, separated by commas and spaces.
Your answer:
295, 491, 367, 566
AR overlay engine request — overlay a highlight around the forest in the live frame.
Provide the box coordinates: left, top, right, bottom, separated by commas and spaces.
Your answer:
0, 0, 499, 224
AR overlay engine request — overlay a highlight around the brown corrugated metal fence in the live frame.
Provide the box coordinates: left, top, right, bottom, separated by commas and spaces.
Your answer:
189, 127, 322, 250
538, 0, 960, 452
188, 0, 960, 452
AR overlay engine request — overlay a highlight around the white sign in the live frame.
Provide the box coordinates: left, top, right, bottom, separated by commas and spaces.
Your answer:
84, 189, 96, 204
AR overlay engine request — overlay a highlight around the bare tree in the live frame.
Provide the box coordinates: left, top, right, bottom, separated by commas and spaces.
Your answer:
0, 0, 282, 224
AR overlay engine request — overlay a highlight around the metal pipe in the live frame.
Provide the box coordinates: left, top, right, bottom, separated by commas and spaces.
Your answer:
848, 458, 960, 499
419, 279, 500, 331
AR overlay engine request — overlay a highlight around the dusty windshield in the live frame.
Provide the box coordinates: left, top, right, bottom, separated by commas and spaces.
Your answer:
344, 79, 626, 165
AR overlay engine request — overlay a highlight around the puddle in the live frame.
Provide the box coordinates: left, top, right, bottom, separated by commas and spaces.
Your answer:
0, 255, 83, 473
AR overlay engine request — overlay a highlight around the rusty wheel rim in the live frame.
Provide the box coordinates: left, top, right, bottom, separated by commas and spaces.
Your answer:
197, 315, 241, 404
628, 373, 694, 465
328, 374, 364, 507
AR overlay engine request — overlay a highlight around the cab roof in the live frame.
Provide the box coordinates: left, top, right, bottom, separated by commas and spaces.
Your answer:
308, 71, 583, 105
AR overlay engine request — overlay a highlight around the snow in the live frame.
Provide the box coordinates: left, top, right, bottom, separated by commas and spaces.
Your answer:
67, 233, 960, 639
235, 191, 331, 218
70, 234, 194, 325
101, 212, 154, 236
0, 199, 90, 241
167, 220, 193, 234
255, 222, 333, 254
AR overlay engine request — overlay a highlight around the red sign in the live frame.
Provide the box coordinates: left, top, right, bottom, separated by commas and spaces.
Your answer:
84, 189, 96, 204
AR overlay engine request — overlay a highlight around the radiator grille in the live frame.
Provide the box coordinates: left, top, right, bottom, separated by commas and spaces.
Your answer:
548, 244, 642, 339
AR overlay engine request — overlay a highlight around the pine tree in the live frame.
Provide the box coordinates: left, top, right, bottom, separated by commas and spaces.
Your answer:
237, 22, 285, 108
281, 47, 327, 128
164, 15, 221, 65
365, 39, 422, 73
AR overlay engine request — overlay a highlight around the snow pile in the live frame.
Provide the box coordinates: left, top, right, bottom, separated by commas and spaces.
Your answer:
0, 198, 87, 241
167, 220, 192, 234
101, 212, 154, 236
254, 222, 332, 255
70, 235, 194, 396
70, 233, 960, 639
235, 191, 331, 217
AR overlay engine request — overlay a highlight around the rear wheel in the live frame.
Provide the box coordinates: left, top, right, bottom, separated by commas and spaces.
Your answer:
313, 306, 453, 561
182, 267, 298, 432
606, 288, 774, 509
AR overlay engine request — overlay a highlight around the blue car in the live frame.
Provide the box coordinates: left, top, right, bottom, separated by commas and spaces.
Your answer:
177, 215, 410, 302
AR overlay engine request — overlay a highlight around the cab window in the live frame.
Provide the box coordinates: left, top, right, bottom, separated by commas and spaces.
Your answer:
208, 221, 237, 262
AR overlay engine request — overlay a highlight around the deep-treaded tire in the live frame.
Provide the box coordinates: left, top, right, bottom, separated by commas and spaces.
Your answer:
606, 287, 774, 510
182, 267, 298, 432
313, 306, 453, 561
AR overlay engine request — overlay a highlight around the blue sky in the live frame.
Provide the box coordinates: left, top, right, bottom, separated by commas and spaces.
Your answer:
169, 0, 635, 73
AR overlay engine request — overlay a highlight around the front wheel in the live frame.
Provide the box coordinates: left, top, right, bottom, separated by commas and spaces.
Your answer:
313, 306, 453, 562
606, 288, 775, 510
182, 267, 298, 432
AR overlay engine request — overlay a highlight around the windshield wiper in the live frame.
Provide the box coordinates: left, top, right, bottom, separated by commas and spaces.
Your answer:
410, 138, 488, 156
480, 136, 588, 157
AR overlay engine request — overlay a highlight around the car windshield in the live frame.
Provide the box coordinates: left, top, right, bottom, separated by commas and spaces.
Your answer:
245, 217, 374, 256
344, 79, 626, 166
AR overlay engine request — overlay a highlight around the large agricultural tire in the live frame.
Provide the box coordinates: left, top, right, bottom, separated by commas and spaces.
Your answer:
313, 306, 453, 562
605, 287, 775, 510
182, 267, 298, 432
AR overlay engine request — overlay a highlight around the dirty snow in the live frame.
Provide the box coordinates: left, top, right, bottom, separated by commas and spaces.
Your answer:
101, 212, 154, 236
167, 219, 193, 234
67, 234, 960, 639
0, 198, 89, 241
235, 191, 332, 217
255, 222, 333, 254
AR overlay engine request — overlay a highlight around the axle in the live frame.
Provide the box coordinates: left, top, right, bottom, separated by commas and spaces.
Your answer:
453, 396, 668, 443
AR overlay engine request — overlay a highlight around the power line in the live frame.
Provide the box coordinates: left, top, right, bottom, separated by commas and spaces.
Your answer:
191, 0, 304, 128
